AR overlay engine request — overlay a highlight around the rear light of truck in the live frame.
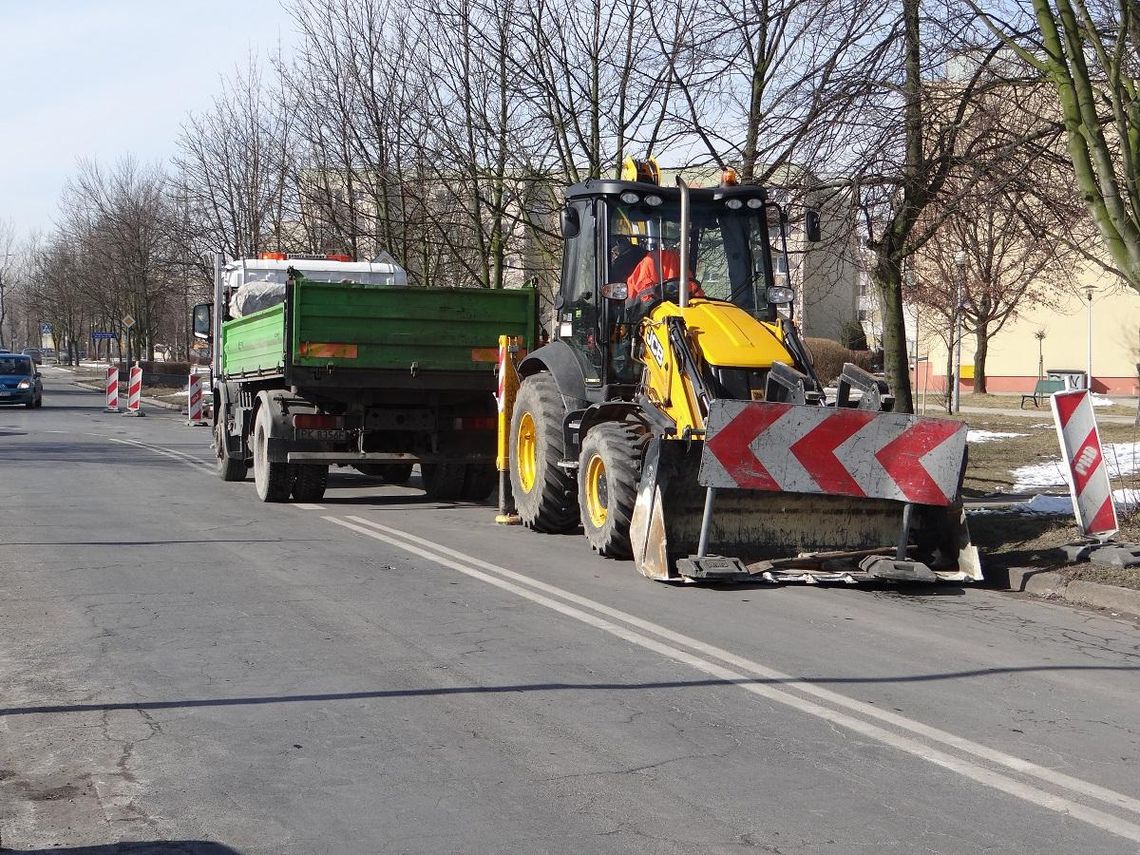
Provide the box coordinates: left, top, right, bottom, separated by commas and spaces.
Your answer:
293, 414, 344, 430
453, 416, 497, 431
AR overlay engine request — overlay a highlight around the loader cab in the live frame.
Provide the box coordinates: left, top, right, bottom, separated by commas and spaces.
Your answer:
557, 178, 787, 394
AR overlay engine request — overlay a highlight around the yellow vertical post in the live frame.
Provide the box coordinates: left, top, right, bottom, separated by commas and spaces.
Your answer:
495, 334, 522, 524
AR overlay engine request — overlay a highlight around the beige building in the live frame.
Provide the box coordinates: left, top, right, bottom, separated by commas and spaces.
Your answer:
911, 266, 1139, 397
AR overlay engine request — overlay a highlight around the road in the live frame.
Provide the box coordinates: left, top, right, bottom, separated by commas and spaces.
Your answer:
1, 371, 1139, 854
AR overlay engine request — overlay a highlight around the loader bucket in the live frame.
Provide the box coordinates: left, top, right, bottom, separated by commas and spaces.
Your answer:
629, 401, 981, 584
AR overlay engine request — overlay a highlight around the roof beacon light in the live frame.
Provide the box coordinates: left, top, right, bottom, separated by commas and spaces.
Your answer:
260, 252, 287, 260
721, 167, 739, 186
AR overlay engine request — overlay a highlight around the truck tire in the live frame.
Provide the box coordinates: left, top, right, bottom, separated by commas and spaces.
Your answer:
292, 465, 329, 502
510, 373, 578, 532
577, 422, 645, 558
460, 464, 497, 502
253, 406, 293, 502
214, 400, 248, 482
422, 462, 466, 500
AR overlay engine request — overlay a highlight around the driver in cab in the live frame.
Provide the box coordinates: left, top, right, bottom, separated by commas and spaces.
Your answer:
624, 244, 705, 304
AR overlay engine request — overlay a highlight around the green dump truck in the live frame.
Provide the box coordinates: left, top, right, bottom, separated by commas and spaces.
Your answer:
192, 254, 537, 503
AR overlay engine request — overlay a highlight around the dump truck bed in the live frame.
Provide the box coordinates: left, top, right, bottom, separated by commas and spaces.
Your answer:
220, 279, 536, 380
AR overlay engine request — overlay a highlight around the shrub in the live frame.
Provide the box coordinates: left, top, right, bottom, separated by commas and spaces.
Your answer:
803, 337, 874, 386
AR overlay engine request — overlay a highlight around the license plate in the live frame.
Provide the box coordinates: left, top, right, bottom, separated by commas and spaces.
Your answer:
295, 428, 346, 441
0, 391, 11, 397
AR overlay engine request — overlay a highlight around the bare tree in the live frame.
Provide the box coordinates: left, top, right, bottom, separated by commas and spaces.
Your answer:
973, 0, 1140, 290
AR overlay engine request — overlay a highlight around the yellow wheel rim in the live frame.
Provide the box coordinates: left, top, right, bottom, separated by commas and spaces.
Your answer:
516, 411, 538, 492
585, 453, 608, 528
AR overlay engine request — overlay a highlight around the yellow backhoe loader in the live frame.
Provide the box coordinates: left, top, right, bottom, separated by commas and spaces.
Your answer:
507, 161, 980, 583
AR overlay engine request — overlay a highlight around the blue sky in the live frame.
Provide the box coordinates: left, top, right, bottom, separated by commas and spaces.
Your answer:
0, 0, 293, 237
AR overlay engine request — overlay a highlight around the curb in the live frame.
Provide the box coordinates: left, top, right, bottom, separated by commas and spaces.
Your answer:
1008, 567, 1140, 619
72, 381, 181, 412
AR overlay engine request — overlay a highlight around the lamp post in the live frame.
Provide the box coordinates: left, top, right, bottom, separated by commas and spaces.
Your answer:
1085, 288, 1094, 391
904, 267, 921, 411
0, 252, 14, 351
1034, 329, 1046, 380
952, 250, 967, 413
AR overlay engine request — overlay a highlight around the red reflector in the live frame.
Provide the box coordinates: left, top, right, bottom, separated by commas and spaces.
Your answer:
293, 414, 343, 429
454, 416, 497, 431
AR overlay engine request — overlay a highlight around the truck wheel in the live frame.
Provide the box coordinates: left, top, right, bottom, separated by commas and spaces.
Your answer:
510, 373, 577, 532
578, 423, 645, 558
292, 465, 329, 502
422, 462, 465, 500
253, 406, 293, 502
460, 464, 497, 502
214, 401, 248, 482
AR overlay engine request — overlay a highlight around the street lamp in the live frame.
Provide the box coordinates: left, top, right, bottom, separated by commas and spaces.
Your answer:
1034, 329, 1046, 380
1086, 287, 1094, 390
952, 250, 967, 413
0, 252, 14, 350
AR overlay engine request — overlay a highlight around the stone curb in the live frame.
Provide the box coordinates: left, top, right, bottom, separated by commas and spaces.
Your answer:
71, 380, 181, 412
1008, 567, 1140, 619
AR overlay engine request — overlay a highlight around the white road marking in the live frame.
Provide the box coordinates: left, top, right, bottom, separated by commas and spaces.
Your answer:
105, 437, 213, 472
344, 516, 1140, 819
327, 514, 1140, 844
293, 503, 326, 511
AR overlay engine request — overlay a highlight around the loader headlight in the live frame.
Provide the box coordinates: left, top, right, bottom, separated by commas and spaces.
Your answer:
620, 191, 640, 204
725, 199, 743, 210
747, 198, 764, 209
766, 286, 794, 304
644, 194, 662, 206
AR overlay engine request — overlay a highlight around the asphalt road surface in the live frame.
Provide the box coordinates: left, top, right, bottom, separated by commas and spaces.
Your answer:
2, 371, 1139, 854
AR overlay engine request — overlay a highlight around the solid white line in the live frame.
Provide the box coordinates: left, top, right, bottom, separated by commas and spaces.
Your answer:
344, 515, 1140, 818
105, 436, 213, 472
293, 503, 326, 511
326, 514, 1140, 843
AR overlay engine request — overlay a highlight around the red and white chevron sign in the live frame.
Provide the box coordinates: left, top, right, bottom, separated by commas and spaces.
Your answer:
1051, 390, 1117, 537
699, 400, 967, 506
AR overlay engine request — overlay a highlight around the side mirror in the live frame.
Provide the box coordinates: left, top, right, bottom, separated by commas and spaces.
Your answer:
804, 210, 821, 243
560, 207, 580, 238
600, 282, 629, 301
192, 303, 213, 340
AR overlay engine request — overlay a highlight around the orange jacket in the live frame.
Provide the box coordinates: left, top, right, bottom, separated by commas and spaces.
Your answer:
626, 249, 705, 302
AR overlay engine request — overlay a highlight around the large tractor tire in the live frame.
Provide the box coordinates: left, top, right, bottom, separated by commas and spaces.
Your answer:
292, 465, 329, 502
460, 463, 497, 502
354, 463, 414, 484
422, 462, 466, 500
577, 422, 645, 558
252, 405, 293, 502
510, 373, 578, 532
214, 399, 248, 482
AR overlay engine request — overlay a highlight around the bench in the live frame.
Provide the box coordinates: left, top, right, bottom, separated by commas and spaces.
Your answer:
1020, 379, 1066, 408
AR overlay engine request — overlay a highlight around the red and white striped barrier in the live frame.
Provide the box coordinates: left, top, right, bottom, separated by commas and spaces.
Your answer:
1051, 389, 1117, 538
104, 365, 120, 413
187, 373, 207, 426
699, 399, 968, 506
124, 364, 144, 416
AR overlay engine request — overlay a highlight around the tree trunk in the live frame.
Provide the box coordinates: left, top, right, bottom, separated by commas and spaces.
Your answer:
974, 320, 989, 394
874, 256, 914, 413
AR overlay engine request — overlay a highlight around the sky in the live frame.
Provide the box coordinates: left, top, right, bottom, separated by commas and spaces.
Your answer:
0, 0, 294, 239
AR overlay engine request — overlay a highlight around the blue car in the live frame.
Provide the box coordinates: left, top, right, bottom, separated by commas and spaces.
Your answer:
0, 354, 43, 408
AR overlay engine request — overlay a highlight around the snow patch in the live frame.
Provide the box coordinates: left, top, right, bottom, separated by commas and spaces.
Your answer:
967, 429, 1027, 443
1010, 441, 1140, 491
968, 489, 1140, 517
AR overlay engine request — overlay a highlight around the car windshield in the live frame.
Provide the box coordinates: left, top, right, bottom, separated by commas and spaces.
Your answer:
0, 357, 32, 376
606, 199, 777, 319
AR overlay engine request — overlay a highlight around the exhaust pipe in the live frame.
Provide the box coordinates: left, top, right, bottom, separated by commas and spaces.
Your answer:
677, 177, 691, 309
